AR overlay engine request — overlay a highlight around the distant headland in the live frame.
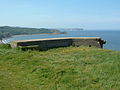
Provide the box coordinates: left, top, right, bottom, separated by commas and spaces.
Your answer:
0, 26, 65, 40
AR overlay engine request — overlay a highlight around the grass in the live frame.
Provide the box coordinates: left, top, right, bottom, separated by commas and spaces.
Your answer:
0, 44, 120, 90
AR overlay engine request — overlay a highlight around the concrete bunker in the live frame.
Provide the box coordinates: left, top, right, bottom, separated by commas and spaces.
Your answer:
9, 37, 106, 50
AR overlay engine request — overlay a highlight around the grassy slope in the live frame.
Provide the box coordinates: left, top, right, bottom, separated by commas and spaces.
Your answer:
0, 45, 120, 90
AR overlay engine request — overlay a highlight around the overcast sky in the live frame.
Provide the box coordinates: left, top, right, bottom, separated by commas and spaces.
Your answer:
0, 0, 120, 30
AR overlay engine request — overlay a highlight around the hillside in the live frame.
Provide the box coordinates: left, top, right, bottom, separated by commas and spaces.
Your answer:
0, 26, 63, 40
0, 45, 120, 90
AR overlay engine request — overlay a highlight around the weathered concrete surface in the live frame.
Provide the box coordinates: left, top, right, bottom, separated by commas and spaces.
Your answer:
9, 37, 106, 50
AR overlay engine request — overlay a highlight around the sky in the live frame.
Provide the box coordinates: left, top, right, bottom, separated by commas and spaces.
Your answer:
0, 0, 120, 30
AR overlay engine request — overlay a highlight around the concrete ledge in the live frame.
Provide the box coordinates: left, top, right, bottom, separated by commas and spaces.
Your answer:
9, 37, 106, 50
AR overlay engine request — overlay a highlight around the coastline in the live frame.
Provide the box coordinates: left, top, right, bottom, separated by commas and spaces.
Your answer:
11, 32, 66, 37
1, 32, 67, 43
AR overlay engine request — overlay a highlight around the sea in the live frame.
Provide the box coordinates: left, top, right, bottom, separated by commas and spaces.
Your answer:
4, 30, 120, 51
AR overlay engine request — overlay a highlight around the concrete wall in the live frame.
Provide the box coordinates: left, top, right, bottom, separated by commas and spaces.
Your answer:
9, 37, 106, 50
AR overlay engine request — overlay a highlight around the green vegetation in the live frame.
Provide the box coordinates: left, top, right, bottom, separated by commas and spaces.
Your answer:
0, 45, 120, 90
0, 26, 63, 40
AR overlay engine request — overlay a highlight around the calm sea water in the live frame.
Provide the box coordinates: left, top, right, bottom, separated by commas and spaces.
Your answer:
6, 30, 120, 51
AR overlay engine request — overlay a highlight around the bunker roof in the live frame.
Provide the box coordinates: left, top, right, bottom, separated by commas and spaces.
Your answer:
9, 37, 101, 43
